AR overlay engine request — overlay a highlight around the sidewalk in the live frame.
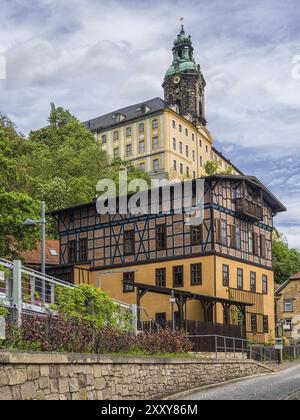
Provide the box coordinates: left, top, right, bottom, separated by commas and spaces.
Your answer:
270, 359, 300, 372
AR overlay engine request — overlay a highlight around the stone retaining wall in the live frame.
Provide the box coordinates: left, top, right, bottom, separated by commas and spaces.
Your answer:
0, 352, 274, 400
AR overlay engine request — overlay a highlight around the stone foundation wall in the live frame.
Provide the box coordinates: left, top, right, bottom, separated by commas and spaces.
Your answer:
0, 352, 274, 400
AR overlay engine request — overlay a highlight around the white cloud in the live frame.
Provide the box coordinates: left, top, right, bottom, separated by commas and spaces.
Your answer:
0, 0, 299, 248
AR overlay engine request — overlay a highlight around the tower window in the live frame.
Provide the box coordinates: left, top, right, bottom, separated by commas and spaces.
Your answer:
186, 145, 189, 158
193, 150, 195, 162
172, 120, 176, 129
192, 133, 195, 142
179, 124, 182, 133
173, 138, 176, 150
185, 128, 188, 136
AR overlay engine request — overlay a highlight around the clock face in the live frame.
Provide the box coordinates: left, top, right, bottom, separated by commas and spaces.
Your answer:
173, 76, 181, 85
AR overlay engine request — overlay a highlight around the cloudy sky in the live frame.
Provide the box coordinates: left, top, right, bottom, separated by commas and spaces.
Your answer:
0, 0, 299, 247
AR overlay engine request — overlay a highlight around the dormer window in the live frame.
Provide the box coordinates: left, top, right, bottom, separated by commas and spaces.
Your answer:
113, 113, 126, 123
138, 104, 151, 114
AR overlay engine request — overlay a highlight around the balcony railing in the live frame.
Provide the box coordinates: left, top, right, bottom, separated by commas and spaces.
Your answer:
236, 197, 263, 222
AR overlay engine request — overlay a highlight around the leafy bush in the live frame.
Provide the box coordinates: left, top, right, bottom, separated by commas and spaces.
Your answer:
3, 315, 191, 355
0, 305, 9, 318
135, 330, 192, 354
53, 284, 131, 330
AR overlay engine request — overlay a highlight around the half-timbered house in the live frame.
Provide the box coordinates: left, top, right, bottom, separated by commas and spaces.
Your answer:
49, 175, 286, 343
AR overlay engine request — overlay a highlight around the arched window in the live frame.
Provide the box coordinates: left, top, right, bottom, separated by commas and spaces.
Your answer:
175, 100, 181, 115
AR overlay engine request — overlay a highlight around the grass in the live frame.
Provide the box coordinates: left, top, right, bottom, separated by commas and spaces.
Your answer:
111, 350, 196, 359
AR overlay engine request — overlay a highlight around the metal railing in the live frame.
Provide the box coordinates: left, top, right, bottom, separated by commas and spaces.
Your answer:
188, 334, 273, 363
0, 259, 139, 333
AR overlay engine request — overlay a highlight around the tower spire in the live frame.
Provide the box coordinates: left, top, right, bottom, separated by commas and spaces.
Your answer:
163, 25, 207, 126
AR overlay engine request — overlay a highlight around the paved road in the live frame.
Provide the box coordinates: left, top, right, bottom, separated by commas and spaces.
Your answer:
181, 364, 300, 400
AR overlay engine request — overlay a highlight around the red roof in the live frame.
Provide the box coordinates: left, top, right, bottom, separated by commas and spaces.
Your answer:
21, 240, 60, 266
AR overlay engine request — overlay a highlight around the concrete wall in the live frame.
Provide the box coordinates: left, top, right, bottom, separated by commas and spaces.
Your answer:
0, 352, 273, 401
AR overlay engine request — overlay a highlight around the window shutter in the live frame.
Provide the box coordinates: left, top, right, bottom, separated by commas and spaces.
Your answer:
231, 225, 237, 248
260, 235, 266, 258
216, 220, 222, 243
253, 232, 259, 255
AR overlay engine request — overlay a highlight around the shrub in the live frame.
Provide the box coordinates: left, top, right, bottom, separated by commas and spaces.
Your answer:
53, 284, 131, 330
3, 315, 192, 355
135, 329, 192, 354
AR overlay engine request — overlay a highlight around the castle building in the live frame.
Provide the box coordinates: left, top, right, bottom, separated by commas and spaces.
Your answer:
84, 26, 241, 180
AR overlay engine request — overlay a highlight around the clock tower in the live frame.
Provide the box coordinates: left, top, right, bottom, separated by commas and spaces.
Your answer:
163, 25, 206, 126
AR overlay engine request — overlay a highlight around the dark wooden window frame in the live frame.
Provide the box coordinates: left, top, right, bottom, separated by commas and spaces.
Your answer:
237, 268, 244, 290
68, 240, 77, 264
191, 225, 203, 245
263, 315, 269, 333
191, 263, 202, 286
155, 312, 167, 327
262, 275, 268, 295
250, 272, 257, 292
156, 225, 167, 251
124, 230, 135, 256
156, 268, 166, 288
251, 314, 257, 332
222, 264, 230, 287
79, 238, 88, 262
123, 272, 135, 293
173, 266, 184, 288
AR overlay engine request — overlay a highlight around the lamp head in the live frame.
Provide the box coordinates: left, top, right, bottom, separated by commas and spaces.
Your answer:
22, 218, 38, 227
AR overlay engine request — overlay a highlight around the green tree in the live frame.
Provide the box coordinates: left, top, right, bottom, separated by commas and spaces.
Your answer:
273, 232, 300, 284
0, 190, 40, 259
204, 160, 234, 176
26, 105, 150, 210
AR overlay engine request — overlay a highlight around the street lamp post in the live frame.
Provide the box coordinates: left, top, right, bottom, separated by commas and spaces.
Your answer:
23, 201, 47, 302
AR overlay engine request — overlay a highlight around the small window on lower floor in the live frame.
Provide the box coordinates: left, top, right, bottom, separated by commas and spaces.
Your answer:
263, 315, 269, 333
173, 266, 184, 288
156, 268, 166, 288
155, 312, 167, 328
284, 300, 294, 313
251, 314, 257, 332
123, 272, 135, 293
